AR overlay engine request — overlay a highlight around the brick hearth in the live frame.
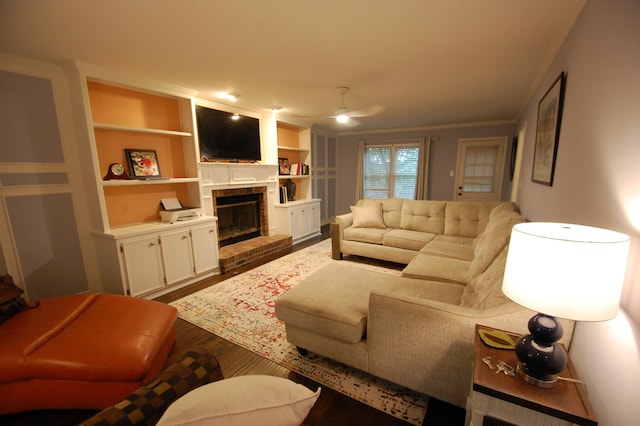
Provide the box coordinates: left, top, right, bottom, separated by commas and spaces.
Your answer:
218, 235, 292, 274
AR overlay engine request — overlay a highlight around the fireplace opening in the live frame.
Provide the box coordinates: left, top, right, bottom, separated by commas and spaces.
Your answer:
215, 193, 262, 247
212, 186, 268, 247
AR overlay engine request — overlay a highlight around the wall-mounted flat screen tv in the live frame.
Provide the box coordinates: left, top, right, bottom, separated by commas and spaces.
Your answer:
196, 105, 261, 162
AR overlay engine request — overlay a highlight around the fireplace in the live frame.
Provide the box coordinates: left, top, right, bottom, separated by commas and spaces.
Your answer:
212, 187, 269, 247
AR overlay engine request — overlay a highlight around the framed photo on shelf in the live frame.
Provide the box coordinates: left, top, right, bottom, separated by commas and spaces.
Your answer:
278, 157, 290, 175
532, 71, 566, 186
125, 149, 162, 179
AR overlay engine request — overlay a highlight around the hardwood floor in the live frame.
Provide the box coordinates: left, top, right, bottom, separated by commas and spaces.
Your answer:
1, 227, 465, 425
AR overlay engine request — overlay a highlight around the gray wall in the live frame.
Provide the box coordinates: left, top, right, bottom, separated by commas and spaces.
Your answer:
514, 1, 639, 425
336, 123, 516, 214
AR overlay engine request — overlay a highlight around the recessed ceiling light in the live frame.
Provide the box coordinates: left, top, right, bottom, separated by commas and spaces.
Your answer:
270, 106, 282, 113
231, 113, 240, 120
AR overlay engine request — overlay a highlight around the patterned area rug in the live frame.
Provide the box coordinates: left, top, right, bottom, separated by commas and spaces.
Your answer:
171, 239, 429, 425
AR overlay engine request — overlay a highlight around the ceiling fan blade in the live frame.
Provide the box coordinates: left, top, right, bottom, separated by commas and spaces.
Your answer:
347, 104, 385, 118
288, 87, 381, 127
339, 117, 362, 127
288, 113, 330, 120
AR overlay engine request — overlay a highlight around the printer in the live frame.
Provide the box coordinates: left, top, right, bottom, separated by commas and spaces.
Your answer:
159, 198, 202, 224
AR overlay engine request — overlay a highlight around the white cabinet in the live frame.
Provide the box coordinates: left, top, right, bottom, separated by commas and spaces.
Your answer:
71, 64, 220, 296
120, 235, 165, 296
274, 199, 321, 244
116, 218, 219, 297
190, 222, 219, 274
160, 228, 194, 285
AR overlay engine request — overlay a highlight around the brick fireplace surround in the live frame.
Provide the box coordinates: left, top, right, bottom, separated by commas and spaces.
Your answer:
218, 234, 292, 274
212, 186, 292, 273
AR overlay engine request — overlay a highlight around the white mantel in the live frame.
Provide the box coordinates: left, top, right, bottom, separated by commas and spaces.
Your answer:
199, 163, 279, 235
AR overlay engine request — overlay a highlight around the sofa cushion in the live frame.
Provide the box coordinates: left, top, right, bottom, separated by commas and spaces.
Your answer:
400, 200, 446, 234
460, 246, 511, 309
469, 210, 524, 278
350, 203, 385, 228
383, 229, 436, 251
358, 198, 404, 229
343, 227, 388, 244
419, 241, 475, 261
390, 278, 464, 304
401, 253, 471, 285
443, 201, 506, 238
484, 201, 518, 219
157, 375, 320, 426
432, 234, 476, 246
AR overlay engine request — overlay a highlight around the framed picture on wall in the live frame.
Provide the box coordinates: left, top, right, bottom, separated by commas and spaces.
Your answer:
125, 149, 162, 179
532, 71, 566, 186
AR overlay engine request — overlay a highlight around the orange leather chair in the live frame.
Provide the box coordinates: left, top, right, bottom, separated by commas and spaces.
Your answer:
0, 293, 177, 414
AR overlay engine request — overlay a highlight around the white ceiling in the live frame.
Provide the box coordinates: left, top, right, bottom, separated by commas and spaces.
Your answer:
0, 0, 585, 133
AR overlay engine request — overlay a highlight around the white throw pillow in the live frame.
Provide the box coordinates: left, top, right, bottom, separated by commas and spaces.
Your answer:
350, 203, 385, 228
157, 375, 320, 426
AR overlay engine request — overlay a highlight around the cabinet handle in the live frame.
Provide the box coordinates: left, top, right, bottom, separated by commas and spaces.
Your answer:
149, 242, 155, 247
182, 235, 188, 240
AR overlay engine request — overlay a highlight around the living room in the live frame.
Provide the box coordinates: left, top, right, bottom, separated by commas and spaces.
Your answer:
1, 1, 639, 425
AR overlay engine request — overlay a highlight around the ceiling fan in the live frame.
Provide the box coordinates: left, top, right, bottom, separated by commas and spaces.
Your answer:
332, 86, 384, 126
292, 87, 384, 127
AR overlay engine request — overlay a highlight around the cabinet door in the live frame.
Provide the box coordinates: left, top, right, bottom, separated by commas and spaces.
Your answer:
120, 236, 164, 296
299, 205, 312, 237
160, 229, 194, 285
310, 201, 321, 234
191, 223, 218, 274
289, 207, 302, 239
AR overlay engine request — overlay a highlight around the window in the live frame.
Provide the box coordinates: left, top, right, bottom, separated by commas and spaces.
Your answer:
462, 145, 498, 193
364, 144, 420, 199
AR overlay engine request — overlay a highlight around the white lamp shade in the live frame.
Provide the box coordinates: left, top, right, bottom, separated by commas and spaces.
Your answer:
502, 222, 629, 321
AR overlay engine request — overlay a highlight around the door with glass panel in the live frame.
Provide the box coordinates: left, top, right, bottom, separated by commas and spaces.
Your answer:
454, 137, 508, 202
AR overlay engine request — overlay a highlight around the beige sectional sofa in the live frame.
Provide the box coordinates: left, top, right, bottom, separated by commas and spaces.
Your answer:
276, 199, 575, 408
334, 198, 513, 267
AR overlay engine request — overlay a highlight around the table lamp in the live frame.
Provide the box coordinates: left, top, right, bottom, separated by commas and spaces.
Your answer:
502, 222, 630, 388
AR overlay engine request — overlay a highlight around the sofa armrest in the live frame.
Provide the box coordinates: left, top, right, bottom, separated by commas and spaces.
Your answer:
331, 213, 353, 260
334, 212, 353, 231
367, 291, 574, 408
81, 347, 223, 426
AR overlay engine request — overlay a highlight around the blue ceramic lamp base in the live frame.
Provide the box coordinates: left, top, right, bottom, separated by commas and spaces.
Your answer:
515, 313, 568, 388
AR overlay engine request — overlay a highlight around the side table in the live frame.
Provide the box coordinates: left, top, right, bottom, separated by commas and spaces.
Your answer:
466, 325, 598, 426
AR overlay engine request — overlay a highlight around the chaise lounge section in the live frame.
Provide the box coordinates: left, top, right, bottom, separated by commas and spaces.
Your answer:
277, 198, 575, 408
